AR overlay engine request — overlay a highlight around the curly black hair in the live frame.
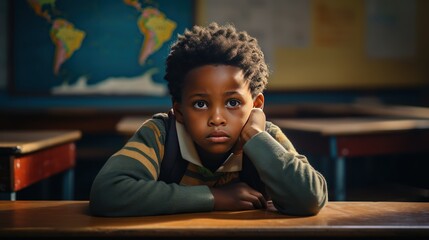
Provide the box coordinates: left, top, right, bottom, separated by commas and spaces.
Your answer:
164, 22, 269, 103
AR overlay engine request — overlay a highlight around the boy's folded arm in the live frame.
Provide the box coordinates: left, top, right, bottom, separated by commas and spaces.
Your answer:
243, 130, 328, 216
89, 117, 214, 217
89, 156, 214, 217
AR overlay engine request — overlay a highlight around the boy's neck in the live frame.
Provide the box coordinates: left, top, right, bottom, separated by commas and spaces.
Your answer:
196, 145, 230, 173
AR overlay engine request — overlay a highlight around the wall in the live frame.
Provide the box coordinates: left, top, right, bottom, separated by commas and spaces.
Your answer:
198, 0, 429, 92
0, 0, 7, 90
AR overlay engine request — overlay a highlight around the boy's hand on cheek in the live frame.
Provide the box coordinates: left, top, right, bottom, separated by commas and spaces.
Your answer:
210, 182, 267, 211
232, 108, 265, 155
241, 108, 266, 142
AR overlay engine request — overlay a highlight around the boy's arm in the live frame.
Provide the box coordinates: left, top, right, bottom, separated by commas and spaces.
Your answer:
89, 118, 213, 217
241, 109, 328, 216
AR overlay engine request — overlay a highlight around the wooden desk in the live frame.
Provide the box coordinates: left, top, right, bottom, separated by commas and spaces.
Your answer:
271, 118, 429, 201
0, 131, 81, 200
116, 116, 150, 136
0, 201, 428, 239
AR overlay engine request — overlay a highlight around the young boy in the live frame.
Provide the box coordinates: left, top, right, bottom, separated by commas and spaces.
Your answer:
90, 23, 327, 216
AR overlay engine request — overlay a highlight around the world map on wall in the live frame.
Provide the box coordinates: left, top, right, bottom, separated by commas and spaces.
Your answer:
12, 0, 193, 95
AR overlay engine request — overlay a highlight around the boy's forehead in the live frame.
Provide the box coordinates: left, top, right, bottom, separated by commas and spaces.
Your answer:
184, 65, 247, 83
182, 65, 250, 93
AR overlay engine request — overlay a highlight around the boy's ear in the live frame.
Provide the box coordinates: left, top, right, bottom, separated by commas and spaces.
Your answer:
253, 93, 264, 109
173, 102, 184, 123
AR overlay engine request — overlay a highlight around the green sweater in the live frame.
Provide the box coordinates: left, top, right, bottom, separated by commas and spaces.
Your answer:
90, 113, 328, 216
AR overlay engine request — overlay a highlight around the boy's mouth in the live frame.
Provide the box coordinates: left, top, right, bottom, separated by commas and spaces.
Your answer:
206, 131, 230, 143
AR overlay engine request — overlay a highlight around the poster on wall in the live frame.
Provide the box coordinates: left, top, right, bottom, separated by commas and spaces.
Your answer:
365, 0, 416, 58
10, 0, 194, 96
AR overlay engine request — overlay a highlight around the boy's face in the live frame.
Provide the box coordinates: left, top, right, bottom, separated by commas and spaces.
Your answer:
173, 64, 264, 155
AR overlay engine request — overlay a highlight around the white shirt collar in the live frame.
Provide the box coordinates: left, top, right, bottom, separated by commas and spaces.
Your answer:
175, 121, 242, 172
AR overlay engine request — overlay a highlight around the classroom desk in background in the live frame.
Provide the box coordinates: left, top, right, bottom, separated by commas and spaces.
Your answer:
271, 118, 429, 201
0, 201, 428, 239
0, 130, 81, 200
116, 116, 150, 136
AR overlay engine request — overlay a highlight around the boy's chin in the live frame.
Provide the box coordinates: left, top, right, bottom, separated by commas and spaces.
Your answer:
203, 146, 233, 156
195, 142, 234, 157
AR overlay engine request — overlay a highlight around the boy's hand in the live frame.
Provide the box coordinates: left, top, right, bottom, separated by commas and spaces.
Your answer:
232, 108, 266, 155
241, 108, 266, 142
210, 182, 267, 211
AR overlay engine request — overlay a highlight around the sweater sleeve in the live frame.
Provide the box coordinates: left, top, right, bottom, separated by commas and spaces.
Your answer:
242, 122, 328, 216
89, 117, 214, 217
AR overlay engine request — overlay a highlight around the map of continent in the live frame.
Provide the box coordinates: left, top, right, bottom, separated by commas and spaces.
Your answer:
50, 19, 86, 75
27, 0, 56, 22
124, 0, 177, 65
28, 0, 86, 75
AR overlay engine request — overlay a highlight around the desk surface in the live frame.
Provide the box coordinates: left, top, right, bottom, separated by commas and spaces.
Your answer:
266, 103, 429, 119
271, 118, 429, 136
0, 201, 428, 238
0, 130, 81, 155
116, 116, 150, 136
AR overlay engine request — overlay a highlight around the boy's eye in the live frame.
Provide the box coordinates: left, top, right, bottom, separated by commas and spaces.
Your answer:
226, 99, 241, 108
193, 100, 208, 109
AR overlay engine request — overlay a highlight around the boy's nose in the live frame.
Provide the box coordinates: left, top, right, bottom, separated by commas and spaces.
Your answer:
208, 108, 226, 126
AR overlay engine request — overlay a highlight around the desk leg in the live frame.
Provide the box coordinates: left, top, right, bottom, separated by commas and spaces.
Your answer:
320, 156, 330, 181
330, 137, 346, 201
334, 157, 346, 200
0, 192, 16, 200
62, 169, 74, 200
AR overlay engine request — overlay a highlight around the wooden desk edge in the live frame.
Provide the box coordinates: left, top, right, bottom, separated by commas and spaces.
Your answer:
1, 201, 428, 238
2, 227, 428, 238
270, 118, 429, 136
116, 116, 150, 136
15, 130, 81, 154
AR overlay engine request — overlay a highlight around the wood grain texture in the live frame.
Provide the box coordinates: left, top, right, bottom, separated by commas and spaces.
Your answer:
0, 201, 428, 239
